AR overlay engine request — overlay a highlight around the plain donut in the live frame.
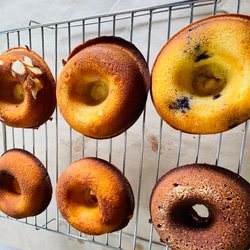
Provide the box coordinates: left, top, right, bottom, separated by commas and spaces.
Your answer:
57, 36, 150, 139
0, 148, 52, 219
56, 157, 135, 235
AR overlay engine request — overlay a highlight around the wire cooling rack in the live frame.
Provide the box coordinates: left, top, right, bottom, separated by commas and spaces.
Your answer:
0, 0, 248, 249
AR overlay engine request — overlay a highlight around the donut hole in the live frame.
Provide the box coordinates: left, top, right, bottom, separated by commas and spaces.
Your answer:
192, 204, 209, 218
12, 83, 25, 103
0, 79, 25, 104
0, 171, 21, 195
88, 189, 98, 205
85, 81, 109, 105
171, 202, 214, 229
67, 187, 98, 208
191, 63, 228, 97
69, 78, 109, 107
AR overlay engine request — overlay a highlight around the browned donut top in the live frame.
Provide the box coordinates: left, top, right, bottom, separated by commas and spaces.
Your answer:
56, 157, 134, 235
0, 148, 52, 218
57, 36, 150, 139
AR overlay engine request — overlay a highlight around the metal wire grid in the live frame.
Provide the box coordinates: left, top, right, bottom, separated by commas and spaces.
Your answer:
0, 0, 247, 249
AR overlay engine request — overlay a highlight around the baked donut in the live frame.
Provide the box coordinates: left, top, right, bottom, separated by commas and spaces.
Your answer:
151, 14, 250, 134
0, 47, 56, 128
0, 148, 52, 219
150, 163, 250, 250
56, 157, 134, 235
57, 36, 150, 139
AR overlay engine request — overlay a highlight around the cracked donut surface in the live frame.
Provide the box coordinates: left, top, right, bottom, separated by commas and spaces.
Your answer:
151, 14, 250, 134
0, 47, 56, 128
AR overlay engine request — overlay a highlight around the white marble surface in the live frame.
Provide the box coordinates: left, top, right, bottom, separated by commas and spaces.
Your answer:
0, 0, 250, 250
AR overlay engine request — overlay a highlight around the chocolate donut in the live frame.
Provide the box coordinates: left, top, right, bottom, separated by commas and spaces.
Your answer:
150, 163, 250, 250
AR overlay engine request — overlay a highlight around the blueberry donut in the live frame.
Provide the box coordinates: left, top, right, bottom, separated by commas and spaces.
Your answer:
151, 14, 250, 134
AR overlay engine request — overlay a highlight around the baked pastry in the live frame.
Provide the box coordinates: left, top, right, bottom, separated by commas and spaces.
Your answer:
150, 163, 250, 250
0, 47, 56, 128
57, 36, 150, 139
56, 157, 135, 235
151, 14, 250, 134
0, 148, 52, 219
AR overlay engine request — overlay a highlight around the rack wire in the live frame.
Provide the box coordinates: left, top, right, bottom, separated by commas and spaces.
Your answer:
0, 0, 248, 249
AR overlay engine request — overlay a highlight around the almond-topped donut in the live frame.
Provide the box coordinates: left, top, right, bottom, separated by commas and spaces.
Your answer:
0, 148, 52, 219
151, 14, 250, 134
56, 157, 135, 235
150, 164, 250, 250
0, 47, 56, 128
57, 36, 150, 139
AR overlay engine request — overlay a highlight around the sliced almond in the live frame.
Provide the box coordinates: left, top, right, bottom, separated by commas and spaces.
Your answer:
27, 66, 42, 75
23, 80, 28, 89
22, 56, 33, 67
32, 77, 42, 85
12, 60, 25, 75
30, 77, 43, 99
0, 116, 5, 122
11, 70, 16, 78
0, 60, 3, 65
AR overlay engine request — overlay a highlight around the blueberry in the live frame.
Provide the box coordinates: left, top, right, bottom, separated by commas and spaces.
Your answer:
195, 52, 210, 62
169, 96, 191, 114
213, 94, 221, 100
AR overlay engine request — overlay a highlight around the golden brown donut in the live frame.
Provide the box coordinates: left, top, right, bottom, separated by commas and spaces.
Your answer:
0, 148, 52, 219
151, 14, 250, 134
150, 163, 250, 250
57, 36, 150, 139
0, 47, 56, 128
56, 157, 134, 235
